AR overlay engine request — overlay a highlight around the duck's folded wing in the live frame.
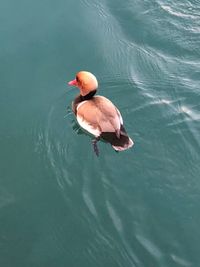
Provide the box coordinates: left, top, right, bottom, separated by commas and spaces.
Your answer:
76, 98, 121, 136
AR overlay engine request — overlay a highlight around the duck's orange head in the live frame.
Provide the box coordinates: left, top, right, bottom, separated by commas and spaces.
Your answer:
68, 71, 98, 96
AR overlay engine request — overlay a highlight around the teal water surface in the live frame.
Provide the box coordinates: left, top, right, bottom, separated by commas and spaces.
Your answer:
1, 0, 200, 266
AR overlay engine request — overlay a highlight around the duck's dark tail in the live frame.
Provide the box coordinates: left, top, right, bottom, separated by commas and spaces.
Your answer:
101, 125, 134, 151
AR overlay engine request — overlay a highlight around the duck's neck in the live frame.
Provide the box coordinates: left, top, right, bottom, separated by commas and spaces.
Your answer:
80, 90, 97, 100
72, 90, 97, 114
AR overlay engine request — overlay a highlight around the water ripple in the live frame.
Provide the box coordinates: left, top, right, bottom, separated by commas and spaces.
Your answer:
136, 234, 163, 260
171, 254, 192, 267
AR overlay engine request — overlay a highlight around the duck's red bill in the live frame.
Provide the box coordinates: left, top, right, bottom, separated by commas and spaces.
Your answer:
68, 79, 77, 86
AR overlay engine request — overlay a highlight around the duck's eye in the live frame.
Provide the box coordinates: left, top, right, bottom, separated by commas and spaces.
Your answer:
76, 76, 80, 83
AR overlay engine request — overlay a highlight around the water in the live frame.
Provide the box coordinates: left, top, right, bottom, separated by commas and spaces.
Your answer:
0, 0, 200, 266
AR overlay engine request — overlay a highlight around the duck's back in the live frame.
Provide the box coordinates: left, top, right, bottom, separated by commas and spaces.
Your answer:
76, 96, 122, 135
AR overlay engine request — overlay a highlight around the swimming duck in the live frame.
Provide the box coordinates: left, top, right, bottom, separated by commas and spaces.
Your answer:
68, 71, 134, 155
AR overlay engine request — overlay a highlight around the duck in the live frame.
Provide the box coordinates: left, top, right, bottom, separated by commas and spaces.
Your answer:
68, 71, 134, 155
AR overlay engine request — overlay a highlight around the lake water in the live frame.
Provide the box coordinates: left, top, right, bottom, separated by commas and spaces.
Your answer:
0, 0, 200, 266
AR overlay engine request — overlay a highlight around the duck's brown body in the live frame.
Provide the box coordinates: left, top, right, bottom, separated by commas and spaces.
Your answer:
68, 71, 134, 154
